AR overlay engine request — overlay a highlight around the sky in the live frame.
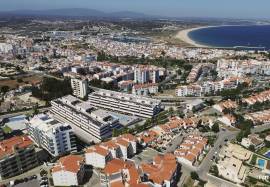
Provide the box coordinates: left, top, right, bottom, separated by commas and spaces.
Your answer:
1, 0, 270, 19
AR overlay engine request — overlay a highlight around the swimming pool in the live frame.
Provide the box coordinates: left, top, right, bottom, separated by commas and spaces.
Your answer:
258, 159, 266, 169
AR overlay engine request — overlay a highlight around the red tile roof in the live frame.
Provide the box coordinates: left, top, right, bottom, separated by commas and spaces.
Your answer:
0, 136, 34, 159
52, 155, 84, 174
140, 153, 178, 185
85, 145, 110, 157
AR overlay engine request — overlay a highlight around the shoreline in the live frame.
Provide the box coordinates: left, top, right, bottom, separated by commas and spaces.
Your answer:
175, 26, 212, 48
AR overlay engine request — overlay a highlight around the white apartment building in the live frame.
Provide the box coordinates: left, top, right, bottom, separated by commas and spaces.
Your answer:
85, 145, 112, 169
0, 43, 13, 53
175, 85, 202, 97
26, 114, 77, 157
134, 67, 150, 83
84, 134, 137, 169
217, 59, 270, 78
88, 89, 162, 118
132, 83, 159, 96
71, 78, 88, 98
52, 155, 85, 186
134, 66, 161, 84
50, 95, 120, 143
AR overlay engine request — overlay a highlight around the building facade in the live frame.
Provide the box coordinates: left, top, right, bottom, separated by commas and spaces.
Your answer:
71, 78, 88, 98
26, 114, 77, 157
52, 155, 85, 186
51, 95, 120, 143
0, 136, 39, 180
88, 89, 162, 118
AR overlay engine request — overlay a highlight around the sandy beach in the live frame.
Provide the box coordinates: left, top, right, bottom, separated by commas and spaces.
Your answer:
175, 26, 211, 48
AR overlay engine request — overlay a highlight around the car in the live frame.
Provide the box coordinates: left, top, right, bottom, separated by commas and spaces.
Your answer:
41, 177, 48, 180
40, 182, 48, 186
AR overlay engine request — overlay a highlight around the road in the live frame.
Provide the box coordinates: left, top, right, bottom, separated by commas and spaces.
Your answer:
252, 123, 270, 133
153, 95, 222, 102
0, 107, 50, 119
177, 129, 239, 186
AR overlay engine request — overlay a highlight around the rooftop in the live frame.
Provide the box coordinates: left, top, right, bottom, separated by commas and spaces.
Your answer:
0, 136, 34, 159
52, 155, 84, 174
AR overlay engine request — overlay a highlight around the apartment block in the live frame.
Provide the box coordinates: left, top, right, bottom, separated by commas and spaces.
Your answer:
26, 114, 77, 157
88, 89, 162, 118
71, 78, 88, 99
51, 95, 121, 143
85, 134, 137, 169
52, 155, 85, 186
0, 136, 39, 180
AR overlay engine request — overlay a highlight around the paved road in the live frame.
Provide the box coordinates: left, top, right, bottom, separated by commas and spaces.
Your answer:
197, 130, 239, 180
153, 95, 222, 101
0, 107, 50, 119
177, 129, 239, 186
165, 131, 185, 153
252, 123, 270, 133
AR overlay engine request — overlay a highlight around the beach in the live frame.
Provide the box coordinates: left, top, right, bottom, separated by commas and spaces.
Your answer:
175, 26, 211, 48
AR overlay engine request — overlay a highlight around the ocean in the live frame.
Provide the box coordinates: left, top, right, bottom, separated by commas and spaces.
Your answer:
188, 25, 270, 50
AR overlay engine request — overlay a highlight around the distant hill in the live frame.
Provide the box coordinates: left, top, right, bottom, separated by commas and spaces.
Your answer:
0, 8, 151, 19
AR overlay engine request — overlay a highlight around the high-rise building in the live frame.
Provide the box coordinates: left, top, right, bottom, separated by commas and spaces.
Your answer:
50, 95, 120, 143
26, 114, 77, 157
88, 89, 162, 118
0, 136, 39, 180
134, 67, 150, 84
71, 78, 88, 99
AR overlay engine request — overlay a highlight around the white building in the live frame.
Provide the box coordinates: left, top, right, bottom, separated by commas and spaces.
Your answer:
134, 67, 150, 84
241, 134, 264, 150
71, 78, 88, 99
26, 114, 77, 157
88, 89, 162, 118
52, 155, 85, 186
0, 43, 13, 53
85, 145, 112, 169
175, 85, 202, 97
85, 134, 137, 169
132, 83, 159, 96
50, 95, 120, 143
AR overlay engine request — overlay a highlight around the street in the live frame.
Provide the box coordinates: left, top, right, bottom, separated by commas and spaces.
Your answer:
177, 129, 239, 186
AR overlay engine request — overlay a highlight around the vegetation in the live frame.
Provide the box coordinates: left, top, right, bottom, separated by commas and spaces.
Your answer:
31, 77, 72, 102
248, 145, 255, 152
211, 122, 220, 133
190, 171, 199, 180
0, 85, 10, 94
210, 165, 219, 176
89, 79, 118, 91
250, 154, 257, 165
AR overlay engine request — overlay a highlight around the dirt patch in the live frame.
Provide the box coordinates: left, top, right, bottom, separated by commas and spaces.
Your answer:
0, 75, 43, 89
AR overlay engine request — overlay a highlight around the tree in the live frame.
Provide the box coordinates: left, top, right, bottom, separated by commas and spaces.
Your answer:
248, 145, 255, 152
211, 165, 219, 176
190, 171, 199, 180
211, 123, 220, 133
236, 131, 244, 142
1, 86, 10, 94
17, 78, 23, 83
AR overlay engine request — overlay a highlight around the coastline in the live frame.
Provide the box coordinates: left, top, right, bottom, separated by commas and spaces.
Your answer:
175, 26, 213, 48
